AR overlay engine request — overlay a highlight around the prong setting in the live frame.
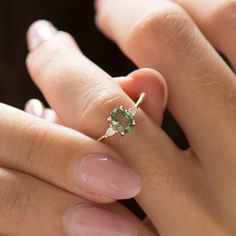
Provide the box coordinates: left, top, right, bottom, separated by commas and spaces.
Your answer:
97, 93, 146, 141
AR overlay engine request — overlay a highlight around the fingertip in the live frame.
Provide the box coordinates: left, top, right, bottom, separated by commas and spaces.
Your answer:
27, 20, 58, 51
129, 68, 168, 110
116, 68, 168, 125
94, 0, 116, 43
63, 204, 138, 236
25, 99, 45, 117
43, 109, 62, 124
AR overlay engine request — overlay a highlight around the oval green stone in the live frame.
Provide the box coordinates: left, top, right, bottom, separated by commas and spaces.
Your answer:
110, 108, 135, 134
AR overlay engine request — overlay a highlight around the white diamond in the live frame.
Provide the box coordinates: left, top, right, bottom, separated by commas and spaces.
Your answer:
105, 127, 116, 137
129, 107, 137, 116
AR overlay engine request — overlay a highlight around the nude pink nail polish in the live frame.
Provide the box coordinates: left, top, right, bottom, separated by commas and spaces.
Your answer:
63, 204, 138, 236
75, 155, 141, 200
25, 99, 44, 117
27, 20, 57, 51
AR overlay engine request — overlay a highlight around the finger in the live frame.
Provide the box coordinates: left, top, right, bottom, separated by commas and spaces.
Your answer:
63, 202, 154, 236
43, 108, 62, 124
114, 68, 168, 125
143, 218, 159, 235
26, 20, 200, 234
95, 0, 236, 170
25, 99, 62, 124
26, 68, 167, 126
25, 98, 44, 118
172, 0, 236, 70
0, 103, 141, 203
0, 168, 147, 236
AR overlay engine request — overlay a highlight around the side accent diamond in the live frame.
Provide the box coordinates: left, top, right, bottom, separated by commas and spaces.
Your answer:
128, 107, 137, 116
105, 127, 116, 137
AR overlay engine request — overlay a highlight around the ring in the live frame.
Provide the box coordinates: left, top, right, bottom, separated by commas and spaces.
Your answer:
98, 92, 146, 142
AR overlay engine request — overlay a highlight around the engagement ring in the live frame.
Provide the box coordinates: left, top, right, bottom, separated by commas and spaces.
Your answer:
98, 92, 146, 142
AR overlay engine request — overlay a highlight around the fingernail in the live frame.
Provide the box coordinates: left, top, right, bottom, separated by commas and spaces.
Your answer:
27, 20, 58, 51
43, 109, 58, 123
75, 155, 141, 199
25, 99, 44, 117
63, 204, 138, 236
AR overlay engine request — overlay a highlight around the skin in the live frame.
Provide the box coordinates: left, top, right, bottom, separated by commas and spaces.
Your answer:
0, 103, 156, 235
27, 0, 236, 235
96, 0, 236, 234
3, 0, 236, 235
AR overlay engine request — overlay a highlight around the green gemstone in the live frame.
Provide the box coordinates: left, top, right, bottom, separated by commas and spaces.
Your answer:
110, 107, 135, 135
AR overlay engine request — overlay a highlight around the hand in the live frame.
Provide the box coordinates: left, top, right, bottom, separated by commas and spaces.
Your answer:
0, 81, 146, 233
24, 0, 236, 235
25, 20, 169, 236
94, 0, 236, 235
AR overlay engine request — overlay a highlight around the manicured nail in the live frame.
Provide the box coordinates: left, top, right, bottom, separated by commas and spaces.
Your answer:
27, 20, 57, 51
25, 99, 44, 117
63, 204, 138, 236
75, 155, 141, 199
43, 109, 58, 123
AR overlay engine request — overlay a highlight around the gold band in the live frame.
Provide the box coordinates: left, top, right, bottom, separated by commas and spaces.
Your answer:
134, 92, 146, 108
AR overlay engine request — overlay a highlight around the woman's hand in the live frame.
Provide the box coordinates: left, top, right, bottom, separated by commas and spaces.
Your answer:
94, 0, 236, 235
0, 102, 150, 235
24, 0, 236, 234
171, 0, 236, 70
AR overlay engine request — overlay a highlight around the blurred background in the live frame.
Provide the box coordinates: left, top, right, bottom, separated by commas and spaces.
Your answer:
0, 0, 188, 219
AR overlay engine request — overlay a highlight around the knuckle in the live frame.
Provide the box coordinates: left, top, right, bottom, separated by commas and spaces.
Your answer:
22, 126, 49, 173
83, 92, 127, 118
94, 93, 128, 114
126, 3, 191, 52
22, 125, 70, 178
0, 169, 38, 226
78, 90, 129, 136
